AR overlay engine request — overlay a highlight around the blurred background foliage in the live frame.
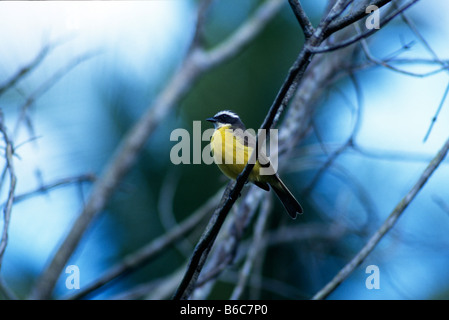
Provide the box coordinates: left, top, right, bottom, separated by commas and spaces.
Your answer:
0, 0, 448, 300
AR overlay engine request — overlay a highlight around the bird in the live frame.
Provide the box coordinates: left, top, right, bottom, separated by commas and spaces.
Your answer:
206, 110, 303, 219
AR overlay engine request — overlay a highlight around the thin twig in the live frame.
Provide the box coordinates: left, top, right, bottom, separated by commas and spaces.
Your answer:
0, 115, 17, 271
288, 0, 315, 39
308, 0, 420, 54
13, 50, 100, 139
3, 173, 95, 207
397, 8, 449, 142
358, 31, 447, 78
312, 135, 449, 300
304, 73, 363, 195
173, 181, 236, 299
0, 43, 51, 97
423, 80, 449, 143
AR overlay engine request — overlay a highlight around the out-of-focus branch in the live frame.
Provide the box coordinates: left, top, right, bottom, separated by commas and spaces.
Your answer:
358, 34, 447, 78
0, 276, 18, 300
303, 73, 362, 195
199, 0, 285, 70
0, 114, 17, 271
0, 36, 77, 98
29, 0, 286, 299
308, 0, 420, 54
0, 43, 51, 97
312, 135, 449, 300
3, 174, 95, 207
65, 187, 222, 300
13, 51, 99, 139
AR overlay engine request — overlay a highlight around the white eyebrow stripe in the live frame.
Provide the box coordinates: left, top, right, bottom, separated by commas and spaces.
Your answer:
214, 110, 239, 119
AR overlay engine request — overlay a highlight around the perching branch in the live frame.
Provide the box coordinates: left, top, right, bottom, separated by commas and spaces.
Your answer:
173, 0, 417, 300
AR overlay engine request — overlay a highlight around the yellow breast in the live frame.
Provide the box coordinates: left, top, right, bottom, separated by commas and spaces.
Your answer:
210, 126, 261, 181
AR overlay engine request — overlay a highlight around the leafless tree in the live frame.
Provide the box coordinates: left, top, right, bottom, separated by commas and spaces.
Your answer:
0, 0, 447, 300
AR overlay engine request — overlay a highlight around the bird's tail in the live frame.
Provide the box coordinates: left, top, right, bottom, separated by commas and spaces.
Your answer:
269, 176, 303, 219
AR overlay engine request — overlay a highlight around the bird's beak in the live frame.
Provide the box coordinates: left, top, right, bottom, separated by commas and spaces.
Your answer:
206, 117, 216, 123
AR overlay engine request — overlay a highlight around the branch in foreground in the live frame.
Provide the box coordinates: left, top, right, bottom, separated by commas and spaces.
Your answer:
172, 0, 372, 300
312, 134, 449, 300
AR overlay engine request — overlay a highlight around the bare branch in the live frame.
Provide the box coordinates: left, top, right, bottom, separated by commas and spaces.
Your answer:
324, 0, 391, 37
4, 173, 95, 207
308, 0, 420, 54
173, 0, 395, 300
288, 0, 315, 39
0, 43, 51, 97
13, 50, 99, 139
358, 34, 448, 78
29, 0, 285, 300
397, 7, 449, 142
312, 134, 449, 300
65, 187, 222, 300
0, 114, 17, 271
304, 73, 363, 195
423, 79, 449, 143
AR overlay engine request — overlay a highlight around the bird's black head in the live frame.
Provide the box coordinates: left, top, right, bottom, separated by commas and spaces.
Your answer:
206, 110, 246, 129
